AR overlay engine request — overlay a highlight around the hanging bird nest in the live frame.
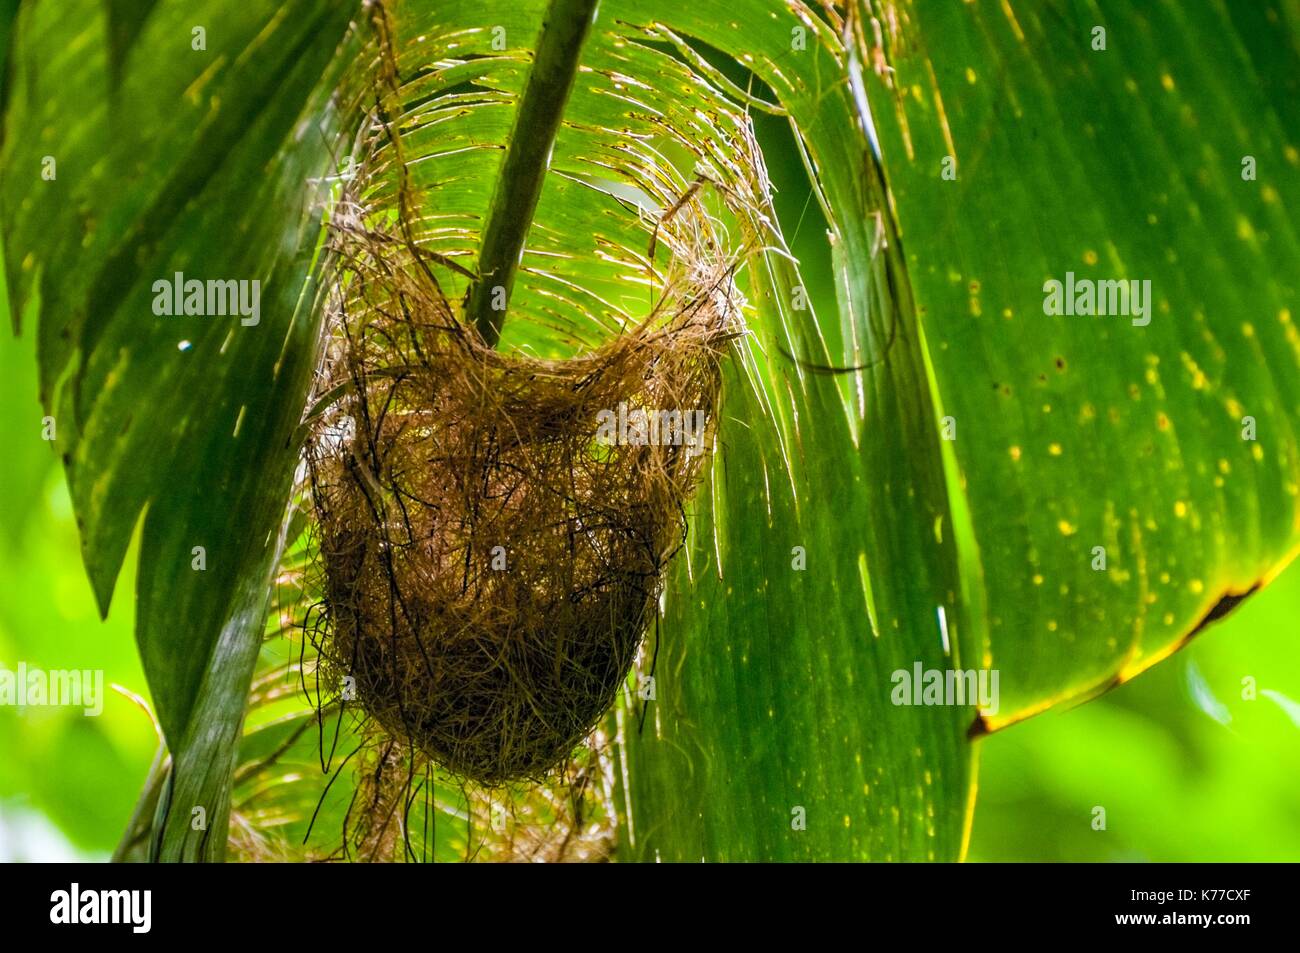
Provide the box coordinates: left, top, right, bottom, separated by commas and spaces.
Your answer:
305, 183, 743, 785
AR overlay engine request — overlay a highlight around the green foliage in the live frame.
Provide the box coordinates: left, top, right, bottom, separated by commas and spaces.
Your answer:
867, 0, 1300, 721
972, 561, 1300, 861
0, 271, 155, 859
2, 0, 1298, 863
1, 0, 359, 859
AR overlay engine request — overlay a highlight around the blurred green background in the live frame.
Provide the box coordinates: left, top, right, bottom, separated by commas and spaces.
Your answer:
2, 108, 1297, 862
0, 251, 156, 860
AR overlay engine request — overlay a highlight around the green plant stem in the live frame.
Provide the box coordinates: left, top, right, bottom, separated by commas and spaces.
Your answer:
111, 742, 169, 863
465, 0, 599, 347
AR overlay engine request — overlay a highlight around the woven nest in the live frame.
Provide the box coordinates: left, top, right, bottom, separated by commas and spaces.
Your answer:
306, 205, 740, 785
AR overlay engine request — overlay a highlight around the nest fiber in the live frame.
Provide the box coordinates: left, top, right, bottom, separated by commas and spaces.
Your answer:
308, 222, 737, 785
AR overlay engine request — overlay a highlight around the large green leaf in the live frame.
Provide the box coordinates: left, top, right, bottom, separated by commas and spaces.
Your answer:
352, 0, 971, 862
603, 0, 974, 861
860, 0, 1300, 729
0, 0, 358, 859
